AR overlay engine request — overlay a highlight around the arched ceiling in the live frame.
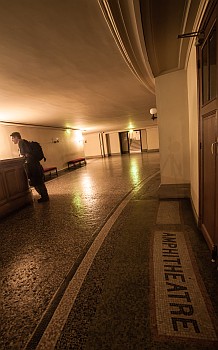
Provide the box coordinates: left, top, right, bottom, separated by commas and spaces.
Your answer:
0, 0, 202, 133
140, 0, 203, 77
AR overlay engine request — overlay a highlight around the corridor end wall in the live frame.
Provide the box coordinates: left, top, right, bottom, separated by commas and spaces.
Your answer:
156, 69, 191, 198
0, 124, 85, 171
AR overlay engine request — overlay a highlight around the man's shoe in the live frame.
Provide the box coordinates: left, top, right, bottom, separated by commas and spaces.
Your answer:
38, 197, 49, 203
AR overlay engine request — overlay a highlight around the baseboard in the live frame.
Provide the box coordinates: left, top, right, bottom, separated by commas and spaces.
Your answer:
147, 149, 159, 153
85, 155, 102, 159
190, 196, 200, 228
158, 183, 190, 199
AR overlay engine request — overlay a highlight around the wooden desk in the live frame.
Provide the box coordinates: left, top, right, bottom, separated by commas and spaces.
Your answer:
0, 158, 33, 219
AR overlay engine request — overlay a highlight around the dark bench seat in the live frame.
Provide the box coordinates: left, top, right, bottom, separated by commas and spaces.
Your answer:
67, 157, 86, 169
43, 166, 58, 178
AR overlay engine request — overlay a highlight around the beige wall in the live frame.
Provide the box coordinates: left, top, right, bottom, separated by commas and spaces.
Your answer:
156, 70, 190, 185
83, 133, 101, 157
83, 126, 159, 157
109, 132, 120, 154
146, 127, 159, 150
187, 44, 199, 217
141, 129, 147, 151
0, 124, 85, 170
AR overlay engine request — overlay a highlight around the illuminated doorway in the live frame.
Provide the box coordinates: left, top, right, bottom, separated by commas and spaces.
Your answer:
129, 130, 142, 153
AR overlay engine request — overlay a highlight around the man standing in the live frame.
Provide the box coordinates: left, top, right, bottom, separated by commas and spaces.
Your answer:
10, 132, 49, 203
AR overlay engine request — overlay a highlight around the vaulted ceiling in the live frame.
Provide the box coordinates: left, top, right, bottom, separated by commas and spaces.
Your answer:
0, 0, 202, 133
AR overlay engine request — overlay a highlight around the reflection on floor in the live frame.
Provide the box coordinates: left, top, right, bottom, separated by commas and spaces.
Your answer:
0, 153, 217, 350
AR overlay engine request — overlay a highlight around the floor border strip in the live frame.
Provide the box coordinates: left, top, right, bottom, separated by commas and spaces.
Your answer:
150, 228, 218, 345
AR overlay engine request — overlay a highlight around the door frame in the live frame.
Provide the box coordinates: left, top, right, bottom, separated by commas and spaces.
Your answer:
198, 0, 217, 253
129, 130, 142, 153
119, 131, 130, 154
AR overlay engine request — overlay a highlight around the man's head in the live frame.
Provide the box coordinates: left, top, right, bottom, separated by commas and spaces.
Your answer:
10, 132, 21, 144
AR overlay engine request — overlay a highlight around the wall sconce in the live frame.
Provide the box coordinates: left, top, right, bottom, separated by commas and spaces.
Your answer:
75, 130, 84, 143
178, 31, 204, 46
52, 138, 59, 143
150, 108, 157, 120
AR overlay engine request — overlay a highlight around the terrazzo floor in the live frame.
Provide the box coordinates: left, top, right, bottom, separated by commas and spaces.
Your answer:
0, 153, 218, 350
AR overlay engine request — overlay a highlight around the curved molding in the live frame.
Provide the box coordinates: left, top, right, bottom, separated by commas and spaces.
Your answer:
179, 0, 210, 70
0, 120, 79, 131
98, 0, 155, 94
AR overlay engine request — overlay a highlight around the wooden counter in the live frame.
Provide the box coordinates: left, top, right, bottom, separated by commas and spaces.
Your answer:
0, 158, 33, 219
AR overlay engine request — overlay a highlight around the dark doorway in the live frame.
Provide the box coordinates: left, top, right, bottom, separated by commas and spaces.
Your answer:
119, 132, 129, 154
105, 133, 111, 156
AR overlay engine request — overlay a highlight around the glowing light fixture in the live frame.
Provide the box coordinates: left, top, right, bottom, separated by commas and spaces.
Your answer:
129, 129, 134, 139
75, 130, 84, 143
150, 108, 157, 120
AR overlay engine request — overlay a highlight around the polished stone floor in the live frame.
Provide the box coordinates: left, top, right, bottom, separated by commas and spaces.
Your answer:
1, 153, 218, 350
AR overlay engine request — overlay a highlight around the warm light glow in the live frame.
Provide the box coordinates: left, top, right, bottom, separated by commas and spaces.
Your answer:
82, 175, 94, 196
129, 129, 134, 139
128, 122, 134, 130
66, 129, 71, 135
74, 130, 84, 143
150, 108, 157, 115
130, 159, 140, 185
7, 253, 41, 292
72, 192, 83, 209
71, 176, 93, 209
0, 110, 30, 120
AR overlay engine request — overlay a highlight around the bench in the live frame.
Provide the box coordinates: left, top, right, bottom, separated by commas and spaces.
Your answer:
67, 157, 86, 169
43, 166, 58, 179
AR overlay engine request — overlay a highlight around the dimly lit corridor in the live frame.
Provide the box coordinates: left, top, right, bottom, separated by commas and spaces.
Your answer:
1, 153, 218, 349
